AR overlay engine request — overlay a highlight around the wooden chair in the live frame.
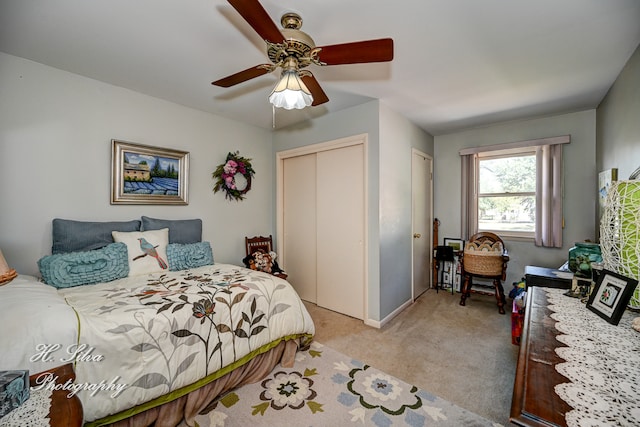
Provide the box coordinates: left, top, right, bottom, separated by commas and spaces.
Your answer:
244, 235, 288, 280
459, 232, 509, 314
245, 235, 273, 256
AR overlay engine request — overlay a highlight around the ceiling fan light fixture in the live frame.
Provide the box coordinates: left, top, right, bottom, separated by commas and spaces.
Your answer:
215, 1, 394, 110
268, 68, 313, 110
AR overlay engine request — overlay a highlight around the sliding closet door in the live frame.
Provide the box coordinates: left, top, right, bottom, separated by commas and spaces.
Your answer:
282, 153, 317, 303
316, 144, 364, 319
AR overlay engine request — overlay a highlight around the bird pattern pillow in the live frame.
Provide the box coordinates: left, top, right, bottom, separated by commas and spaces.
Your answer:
112, 228, 169, 277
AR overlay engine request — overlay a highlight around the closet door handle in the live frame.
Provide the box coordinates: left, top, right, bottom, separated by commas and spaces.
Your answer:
413, 233, 421, 239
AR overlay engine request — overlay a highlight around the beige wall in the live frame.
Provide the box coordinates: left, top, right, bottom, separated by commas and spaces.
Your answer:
273, 101, 434, 322
597, 44, 640, 179
274, 101, 383, 320
0, 52, 434, 324
379, 103, 434, 317
0, 53, 273, 275
433, 110, 597, 286
2, 40, 637, 319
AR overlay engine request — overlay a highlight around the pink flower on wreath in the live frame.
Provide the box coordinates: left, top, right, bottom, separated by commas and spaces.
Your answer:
223, 160, 238, 175
224, 175, 236, 189
237, 162, 246, 174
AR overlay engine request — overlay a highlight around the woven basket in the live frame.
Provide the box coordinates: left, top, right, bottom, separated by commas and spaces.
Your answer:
463, 241, 505, 276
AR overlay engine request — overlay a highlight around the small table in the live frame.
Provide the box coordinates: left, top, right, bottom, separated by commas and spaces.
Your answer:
524, 266, 572, 289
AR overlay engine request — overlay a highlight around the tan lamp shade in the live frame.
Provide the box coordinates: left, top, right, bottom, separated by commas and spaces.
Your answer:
0, 249, 18, 285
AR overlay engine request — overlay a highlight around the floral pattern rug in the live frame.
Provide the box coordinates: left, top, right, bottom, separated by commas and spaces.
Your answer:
192, 342, 502, 427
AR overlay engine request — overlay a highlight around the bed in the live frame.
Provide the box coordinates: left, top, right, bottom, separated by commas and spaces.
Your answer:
0, 218, 314, 426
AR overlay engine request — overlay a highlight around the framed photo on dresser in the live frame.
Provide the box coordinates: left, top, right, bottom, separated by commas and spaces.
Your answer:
586, 269, 637, 325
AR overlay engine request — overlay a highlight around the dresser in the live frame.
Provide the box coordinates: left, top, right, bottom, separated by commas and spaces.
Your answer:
510, 287, 571, 426
30, 364, 83, 427
510, 285, 640, 427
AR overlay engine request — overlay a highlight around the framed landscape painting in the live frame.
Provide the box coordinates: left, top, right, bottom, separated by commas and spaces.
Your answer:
111, 140, 189, 205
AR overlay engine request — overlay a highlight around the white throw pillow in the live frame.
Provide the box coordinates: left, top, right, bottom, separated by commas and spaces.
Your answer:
112, 228, 169, 276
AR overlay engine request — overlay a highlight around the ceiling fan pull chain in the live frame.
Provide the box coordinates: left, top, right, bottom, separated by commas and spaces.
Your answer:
272, 104, 276, 129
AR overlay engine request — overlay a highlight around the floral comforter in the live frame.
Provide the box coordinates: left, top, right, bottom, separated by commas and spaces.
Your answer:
57, 264, 315, 423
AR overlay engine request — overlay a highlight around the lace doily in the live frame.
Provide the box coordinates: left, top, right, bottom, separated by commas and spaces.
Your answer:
546, 288, 640, 427
0, 387, 52, 427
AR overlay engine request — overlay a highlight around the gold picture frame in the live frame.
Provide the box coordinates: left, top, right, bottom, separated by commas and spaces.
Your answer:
111, 140, 189, 205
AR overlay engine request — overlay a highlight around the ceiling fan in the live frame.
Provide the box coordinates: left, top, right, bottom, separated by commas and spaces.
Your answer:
212, 0, 394, 109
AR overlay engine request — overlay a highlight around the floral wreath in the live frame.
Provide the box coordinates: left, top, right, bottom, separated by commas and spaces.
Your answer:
212, 151, 255, 201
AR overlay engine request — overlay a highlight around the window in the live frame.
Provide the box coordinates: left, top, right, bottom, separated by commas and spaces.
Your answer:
460, 135, 570, 248
477, 150, 536, 237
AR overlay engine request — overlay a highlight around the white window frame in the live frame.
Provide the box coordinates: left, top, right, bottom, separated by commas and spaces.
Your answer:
476, 147, 537, 239
460, 135, 569, 247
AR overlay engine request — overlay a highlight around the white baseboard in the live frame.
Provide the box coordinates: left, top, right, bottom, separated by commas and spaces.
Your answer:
364, 298, 413, 329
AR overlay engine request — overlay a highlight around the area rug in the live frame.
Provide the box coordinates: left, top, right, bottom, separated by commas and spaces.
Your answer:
192, 342, 502, 427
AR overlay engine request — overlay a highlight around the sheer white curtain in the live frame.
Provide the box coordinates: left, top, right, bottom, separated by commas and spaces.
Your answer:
460, 135, 570, 247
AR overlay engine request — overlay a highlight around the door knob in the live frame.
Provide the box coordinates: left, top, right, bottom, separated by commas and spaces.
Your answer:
413, 233, 421, 238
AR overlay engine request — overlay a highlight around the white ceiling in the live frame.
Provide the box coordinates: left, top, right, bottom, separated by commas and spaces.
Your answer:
1, 0, 639, 135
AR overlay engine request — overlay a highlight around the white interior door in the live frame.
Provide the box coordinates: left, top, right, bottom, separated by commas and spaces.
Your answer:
412, 150, 432, 299
316, 144, 365, 319
282, 153, 317, 303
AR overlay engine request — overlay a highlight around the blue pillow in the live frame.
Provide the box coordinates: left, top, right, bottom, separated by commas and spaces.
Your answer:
141, 216, 202, 244
38, 242, 129, 288
52, 218, 141, 254
167, 242, 214, 271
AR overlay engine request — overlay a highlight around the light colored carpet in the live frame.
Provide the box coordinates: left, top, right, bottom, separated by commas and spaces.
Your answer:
193, 341, 503, 427
304, 289, 520, 426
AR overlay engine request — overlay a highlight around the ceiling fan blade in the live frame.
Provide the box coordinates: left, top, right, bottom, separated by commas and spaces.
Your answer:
315, 38, 394, 65
212, 65, 272, 87
227, 0, 284, 43
301, 74, 329, 106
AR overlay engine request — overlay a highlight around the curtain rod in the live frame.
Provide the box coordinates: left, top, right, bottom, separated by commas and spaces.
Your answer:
459, 135, 570, 156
